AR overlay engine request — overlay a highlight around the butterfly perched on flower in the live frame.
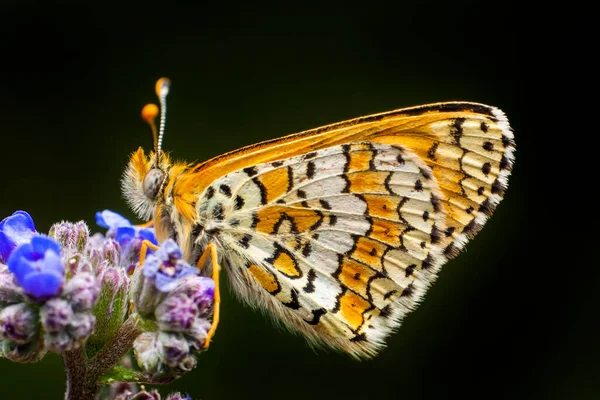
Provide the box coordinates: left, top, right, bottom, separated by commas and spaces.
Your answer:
122, 78, 515, 359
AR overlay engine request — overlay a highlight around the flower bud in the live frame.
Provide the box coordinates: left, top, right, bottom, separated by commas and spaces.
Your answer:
0, 336, 46, 363
0, 303, 38, 344
129, 268, 167, 317
68, 313, 95, 341
103, 239, 121, 267
116, 390, 161, 400
41, 298, 96, 352
49, 221, 90, 253
88, 267, 129, 347
41, 298, 73, 333
73, 221, 89, 252
133, 332, 163, 374
0, 264, 23, 304
155, 293, 198, 333
63, 272, 100, 312
158, 332, 192, 369
186, 318, 211, 350
165, 393, 192, 400
172, 276, 214, 318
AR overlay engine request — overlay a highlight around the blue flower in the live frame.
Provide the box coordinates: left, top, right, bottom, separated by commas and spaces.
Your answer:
143, 239, 197, 292
95, 210, 157, 245
0, 211, 37, 263
7, 236, 65, 300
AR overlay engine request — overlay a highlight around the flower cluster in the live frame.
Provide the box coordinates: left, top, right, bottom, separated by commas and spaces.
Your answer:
0, 209, 215, 398
0, 211, 100, 360
132, 239, 214, 376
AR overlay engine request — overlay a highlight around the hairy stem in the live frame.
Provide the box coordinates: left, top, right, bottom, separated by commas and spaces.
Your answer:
63, 315, 143, 400
87, 315, 143, 384
63, 346, 92, 400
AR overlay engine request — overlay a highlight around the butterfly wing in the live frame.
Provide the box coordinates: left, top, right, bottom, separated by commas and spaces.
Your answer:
171, 102, 514, 358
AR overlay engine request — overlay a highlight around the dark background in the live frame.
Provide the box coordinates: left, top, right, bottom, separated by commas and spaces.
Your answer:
0, 3, 594, 400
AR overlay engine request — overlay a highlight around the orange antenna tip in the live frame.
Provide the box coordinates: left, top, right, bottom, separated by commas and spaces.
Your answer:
141, 103, 159, 124
155, 78, 171, 98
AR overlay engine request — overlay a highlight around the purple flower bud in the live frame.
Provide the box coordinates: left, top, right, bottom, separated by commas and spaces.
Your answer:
103, 239, 121, 266
0, 264, 23, 304
41, 298, 73, 333
0, 211, 36, 263
155, 293, 198, 333
41, 299, 96, 352
0, 336, 46, 363
7, 236, 65, 301
116, 390, 161, 400
172, 276, 215, 318
186, 319, 211, 350
63, 272, 100, 312
165, 393, 192, 400
0, 303, 38, 344
159, 332, 193, 370
68, 313, 95, 341
108, 382, 138, 400
49, 221, 90, 253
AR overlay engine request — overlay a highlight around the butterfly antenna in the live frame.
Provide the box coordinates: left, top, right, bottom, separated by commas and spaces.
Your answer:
141, 103, 159, 156
155, 77, 171, 163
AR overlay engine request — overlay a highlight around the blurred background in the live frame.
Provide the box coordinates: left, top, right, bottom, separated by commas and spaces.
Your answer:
0, 3, 594, 400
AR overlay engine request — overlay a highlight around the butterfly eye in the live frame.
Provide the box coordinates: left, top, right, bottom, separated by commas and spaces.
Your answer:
143, 168, 165, 200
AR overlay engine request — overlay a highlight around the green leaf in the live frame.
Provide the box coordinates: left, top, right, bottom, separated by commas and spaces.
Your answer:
99, 365, 174, 385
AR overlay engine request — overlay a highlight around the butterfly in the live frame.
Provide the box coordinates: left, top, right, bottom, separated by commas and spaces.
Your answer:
122, 78, 515, 359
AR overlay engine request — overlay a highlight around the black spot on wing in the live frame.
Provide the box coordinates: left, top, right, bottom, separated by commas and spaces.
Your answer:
306, 160, 316, 179
234, 195, 245, 210
252, 177, 268, 204
205, 186, 215, 200
239, 234, 252, 249
303, 269, 317, 293
243, 166, 257, 177
305, 308, 326, 325
319, 199, 331, 210
283, 288, 300, 309
219, 184, 232, 197
450, 118, 465, 146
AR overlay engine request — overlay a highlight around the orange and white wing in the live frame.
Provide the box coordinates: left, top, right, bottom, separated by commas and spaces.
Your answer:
175, 102, 514, 358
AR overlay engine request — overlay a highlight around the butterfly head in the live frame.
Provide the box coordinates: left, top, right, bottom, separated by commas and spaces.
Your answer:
122, 78, 173, 221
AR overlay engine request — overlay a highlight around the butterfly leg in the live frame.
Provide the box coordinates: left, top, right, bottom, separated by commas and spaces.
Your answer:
195, 243, 221, 350
138, 239, 160, 269
136, 219, 155, 229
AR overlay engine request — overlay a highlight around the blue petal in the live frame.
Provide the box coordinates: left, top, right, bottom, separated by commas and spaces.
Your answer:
154, 272, 179, 292
95, 210, 132, 229
115, 226, 136, 246
161, 239, 182, 258
21, 271, 64, 299
30, 236, 61, 258
177, 264, 198, 279
142, 255, 160, 278
137, 228, 157, 245
41, 247, 65, 276
7, 243, 37, 281
0, 211, 36, 261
